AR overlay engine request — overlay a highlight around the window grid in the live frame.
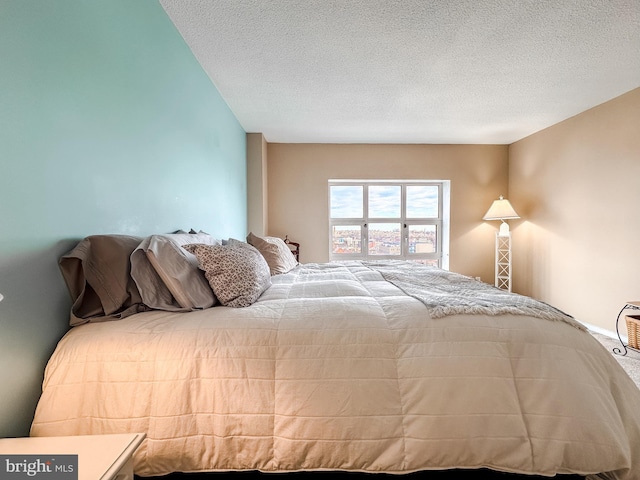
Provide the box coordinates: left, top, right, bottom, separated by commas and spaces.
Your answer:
329, 180, 450, 268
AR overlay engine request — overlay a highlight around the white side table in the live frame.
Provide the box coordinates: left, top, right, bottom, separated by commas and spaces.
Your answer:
0, 433, 145, 480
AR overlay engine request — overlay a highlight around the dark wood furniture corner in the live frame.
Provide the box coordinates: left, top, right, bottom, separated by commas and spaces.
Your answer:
284, 236, 300, 262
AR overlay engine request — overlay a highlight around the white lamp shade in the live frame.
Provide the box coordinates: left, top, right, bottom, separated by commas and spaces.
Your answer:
483, 196, 520, 221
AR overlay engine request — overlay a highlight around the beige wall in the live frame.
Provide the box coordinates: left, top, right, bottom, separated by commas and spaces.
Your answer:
247, 133, 268, 236
509, 87, 640, 334
265, 143, 509, 281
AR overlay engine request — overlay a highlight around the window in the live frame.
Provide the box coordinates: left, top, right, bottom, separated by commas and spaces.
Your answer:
329, 180, 450, 268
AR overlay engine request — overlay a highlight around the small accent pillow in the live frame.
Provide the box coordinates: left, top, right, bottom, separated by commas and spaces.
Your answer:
183, 239, 271, 308
246, 232, 298, 275
131, 232, 221, 311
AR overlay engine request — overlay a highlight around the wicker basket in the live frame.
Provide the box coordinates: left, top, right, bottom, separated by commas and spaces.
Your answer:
626, 315, 640, 349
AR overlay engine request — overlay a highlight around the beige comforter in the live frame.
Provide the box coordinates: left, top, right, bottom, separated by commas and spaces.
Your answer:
31, 262, 640, 479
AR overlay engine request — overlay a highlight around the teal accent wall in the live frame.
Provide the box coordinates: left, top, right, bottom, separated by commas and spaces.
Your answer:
0, 0, 247, 436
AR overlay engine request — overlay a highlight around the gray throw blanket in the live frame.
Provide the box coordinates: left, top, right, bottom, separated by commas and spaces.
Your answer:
363, 260, 585, 331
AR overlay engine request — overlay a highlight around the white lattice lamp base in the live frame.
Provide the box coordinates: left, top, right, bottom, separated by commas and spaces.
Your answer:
495, 232, 512, 291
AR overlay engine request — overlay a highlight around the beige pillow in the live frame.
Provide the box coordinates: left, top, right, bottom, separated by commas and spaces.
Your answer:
183, 239, 271, 308
246, 232, 298, 275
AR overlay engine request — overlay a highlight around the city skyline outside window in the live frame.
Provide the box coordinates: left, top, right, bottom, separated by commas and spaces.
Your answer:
329, 180, 450, 267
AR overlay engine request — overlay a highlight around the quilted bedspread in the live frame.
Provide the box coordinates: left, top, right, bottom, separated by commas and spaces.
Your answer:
31, 262, 640, 479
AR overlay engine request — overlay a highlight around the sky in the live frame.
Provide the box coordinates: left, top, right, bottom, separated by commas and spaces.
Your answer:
330, 184, 439, 219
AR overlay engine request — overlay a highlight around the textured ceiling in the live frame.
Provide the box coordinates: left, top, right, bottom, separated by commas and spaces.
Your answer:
160, 0, 640, 144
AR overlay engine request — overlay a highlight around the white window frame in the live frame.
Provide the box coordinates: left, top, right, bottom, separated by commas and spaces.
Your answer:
329, 180, 450, 269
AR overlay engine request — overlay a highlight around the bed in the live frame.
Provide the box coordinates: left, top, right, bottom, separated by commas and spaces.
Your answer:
30, 233, 640, 480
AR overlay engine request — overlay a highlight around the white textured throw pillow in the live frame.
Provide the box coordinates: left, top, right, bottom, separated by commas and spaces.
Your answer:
246, 232, 298, 275
183, 240, 271, 308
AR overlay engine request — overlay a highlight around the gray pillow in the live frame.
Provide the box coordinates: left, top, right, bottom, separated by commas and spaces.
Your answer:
59, 235, 149, 325
130, 232, 221, 311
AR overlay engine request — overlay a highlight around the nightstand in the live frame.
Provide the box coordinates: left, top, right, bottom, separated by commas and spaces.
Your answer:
284, 235, 300, 262
0, 433, 145, 480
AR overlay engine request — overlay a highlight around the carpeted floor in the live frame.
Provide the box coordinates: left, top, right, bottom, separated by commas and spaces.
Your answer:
134, 331, 639, 480
589, 330, 640, 387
